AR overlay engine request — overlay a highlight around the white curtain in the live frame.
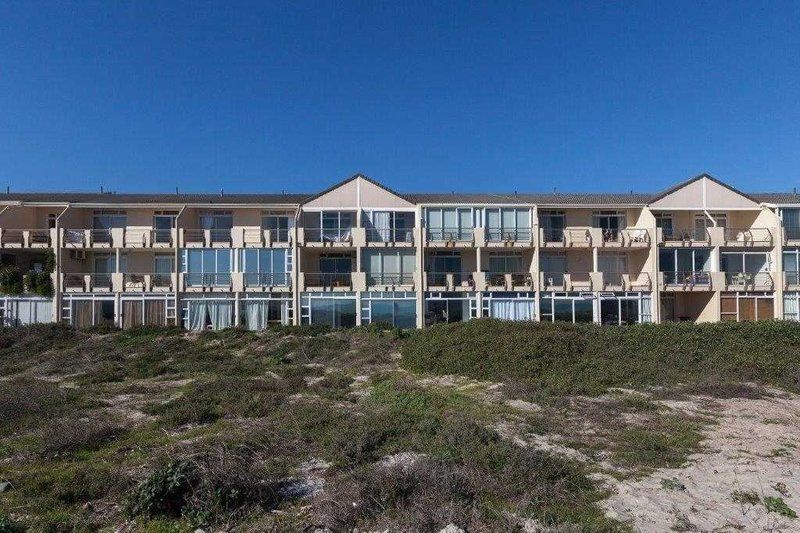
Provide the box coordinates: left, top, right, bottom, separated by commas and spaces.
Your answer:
245, 301, 270, 331
208, 301, 233, 330
12, 300, 53, 325
785, 295, 799, 320
373, 211, 391, 242
641, 297, 652, 323
491, 299, 535, 321
491, 300, 514, 320
188, 301, 208, 331
514, 300, 535, 321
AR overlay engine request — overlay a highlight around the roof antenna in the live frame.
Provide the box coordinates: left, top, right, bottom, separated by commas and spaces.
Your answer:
553, 186, 557, 193
794, 187, 797, 195
220, 188, 224, 197
630, 189, 633, 195
514, 190, 518, 196
100, 185, 104, 193
5, 186, 9, 194
175, 187, 179, 196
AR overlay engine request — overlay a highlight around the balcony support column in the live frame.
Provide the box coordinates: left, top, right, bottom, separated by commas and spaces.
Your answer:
592, 247, 599, 272
234, 292, 240, 328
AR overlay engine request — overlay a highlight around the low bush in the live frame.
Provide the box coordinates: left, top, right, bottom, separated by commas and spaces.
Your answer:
0, 378, 76, 435
36, 417, 127, 459
402, 319, 800, 395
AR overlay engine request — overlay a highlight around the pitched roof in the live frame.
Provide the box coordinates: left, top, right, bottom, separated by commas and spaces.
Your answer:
404, 192, 653, 205
300, 173, 408, 206
648, 173, 759, 205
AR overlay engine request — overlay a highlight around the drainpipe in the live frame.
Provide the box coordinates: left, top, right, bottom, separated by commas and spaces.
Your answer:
54, 204, 71, 323
174, 205, 186, 327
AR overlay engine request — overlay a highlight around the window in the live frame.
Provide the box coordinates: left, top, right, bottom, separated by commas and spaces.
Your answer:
593, 211, 626, 242
487, 253, 524, 273
363, 250, 416, 284
425, 208, 474, 240
47, 214, 56, 229
720, 252, 769, 273
92, 210, 127, 229
482, 292, 536, 321
240, 249, 289, 286
262, 211, 293, 242
784, 249, 800, 285
694, 213, 726, 239
784, 292, 800, 321
361, 292, 417, 328
363, 211, 414, 242
539, 211, 565, 242
782, 209, 800, 240
655, 214, 673, 235
721, 293, 774, 322
182, 249, 232, 286
301, 293, 357, 328
153, 212, 177, 243
485, 208, 531, 241
199, 211, 233, 230
540, 293, 594, 323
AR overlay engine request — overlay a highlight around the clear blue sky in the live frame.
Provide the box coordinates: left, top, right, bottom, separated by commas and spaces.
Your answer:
1, 1, 798, 194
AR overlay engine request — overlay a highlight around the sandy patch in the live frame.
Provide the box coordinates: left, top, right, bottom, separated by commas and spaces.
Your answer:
602, 392, 800, 531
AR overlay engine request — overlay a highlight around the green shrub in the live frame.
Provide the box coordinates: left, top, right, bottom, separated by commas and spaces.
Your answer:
0, 378, 76, 435
764, 495, 797, 518
0, 512, 24, 533
128, 460, 195, 519
402, 319, 800, 395
0, 266, 24, 295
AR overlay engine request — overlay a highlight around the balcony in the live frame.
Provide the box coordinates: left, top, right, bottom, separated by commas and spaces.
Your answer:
122, 273, 175, 292
240, 228, 292, 247
538, 272, 593, 291
0, 229, 54, 248
300, 227, 358, 247
121, 229, 176, 248
784, 227, 800, 245
365, 271, 415, 288
425, 271, 475, 291
484, 271, 533, 290
485, 227, 535, 247
426, 227, 475, 247
62, 229, 116, 248
784, 271, 800, 289
539, 228, 592, 248
660, 271, 713, 291
723, 227, 773, 247
303, 272, 353, 291
181, 229, 232, 248
182, 273, 232, 291
724, 271, 774, 291
599, 272, 652, 291
62, 273, 115, 292
658, 228, 711, 247
242, 272, 291, 291
365, 227, 415, 247
597, 228, 651, 248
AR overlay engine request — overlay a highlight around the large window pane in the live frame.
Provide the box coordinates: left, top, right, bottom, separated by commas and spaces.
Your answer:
371, 301, 394, 326
394, 301, 417, 329
574, 300, 594, 322
553, 300, 573, 322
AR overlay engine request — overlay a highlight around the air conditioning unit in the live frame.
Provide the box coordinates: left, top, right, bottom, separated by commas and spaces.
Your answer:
69, 250, 87, 260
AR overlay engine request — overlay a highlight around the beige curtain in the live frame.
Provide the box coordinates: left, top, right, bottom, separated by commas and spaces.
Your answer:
144, 300, 165, 326
123, 301, 142, 329
73, 301, 93, 329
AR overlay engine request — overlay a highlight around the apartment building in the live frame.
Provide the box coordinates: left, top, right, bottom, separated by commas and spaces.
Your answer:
0, 173, 798, 330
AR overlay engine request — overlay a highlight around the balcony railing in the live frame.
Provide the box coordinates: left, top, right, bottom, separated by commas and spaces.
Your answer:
0, 229, 52, 247
661, 228, 710, 244
63, 273, 114, 291
426, 271, 473, 287
366, 272, 414, 285
184, 229, 206, 245
724, 271, 774, 289
122, 273, 174, 291
90, 229, 113, 245
540, 271, 566, 289
243, 272, 290, 287
304, 272, 352, 288
566, 228, 592, 246
785, 227, 800, 242
184, 273, 232, 288
366, 227, 414, 243
426, 227, 474, 242
541, 228, 565, 244
486, 228, 533, 242
485, 272, 533, 287
600, 228, 651, 246
209, 229, 231, 245
243, 228, 292, 246
602, 271, 625, 288
724, 227, 773, 246
305, 228, 353, 243
568, 272, 593, 289
785, 271, 800, 287
662, 271, 712, 287
151, 229, 174, 246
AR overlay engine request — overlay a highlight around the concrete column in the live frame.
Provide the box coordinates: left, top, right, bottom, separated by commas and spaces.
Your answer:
592, 247, 599, 272
234, 292, 240, 327
416, 206, 425, 328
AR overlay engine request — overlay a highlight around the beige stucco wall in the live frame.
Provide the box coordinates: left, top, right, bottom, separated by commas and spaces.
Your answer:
303, 177, 415, 210
650, 177, 759, 210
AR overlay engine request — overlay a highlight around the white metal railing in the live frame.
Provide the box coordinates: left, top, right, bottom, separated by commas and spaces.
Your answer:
486, 228, 533, 242
366, 227, 414, 243
304, 272, 352, 287
366, 272, 414, 285
725, 271, 774, 289
662, 271, 712, 287
243, 272, 291, 287
426, 227, 474, 242
724, 227, 773, 246
661, 228, 710, 243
